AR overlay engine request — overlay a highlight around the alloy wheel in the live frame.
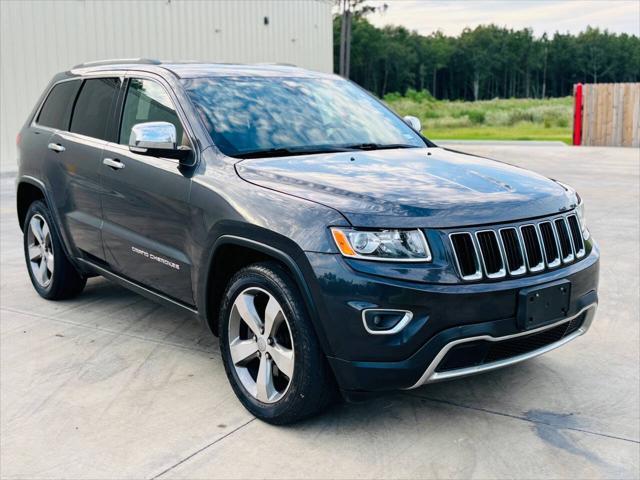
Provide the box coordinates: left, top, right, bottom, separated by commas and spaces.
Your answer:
228, 287, 295, 403
27, 214, 54, 288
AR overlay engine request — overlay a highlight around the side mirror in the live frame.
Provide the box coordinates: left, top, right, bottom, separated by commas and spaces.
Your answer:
403, 115, 422, 133
129, 121, 191, 162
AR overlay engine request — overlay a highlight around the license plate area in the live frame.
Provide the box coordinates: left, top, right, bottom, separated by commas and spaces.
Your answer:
517, 280, 571, 330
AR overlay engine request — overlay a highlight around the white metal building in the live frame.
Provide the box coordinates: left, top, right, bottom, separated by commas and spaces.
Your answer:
0, 0, 333, 170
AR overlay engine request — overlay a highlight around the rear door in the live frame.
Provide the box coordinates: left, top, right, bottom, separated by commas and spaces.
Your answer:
41, 76, 121, 261
100, 75, 195, 305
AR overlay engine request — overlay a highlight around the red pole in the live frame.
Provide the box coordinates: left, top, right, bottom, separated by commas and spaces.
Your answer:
573, 83, 583, 146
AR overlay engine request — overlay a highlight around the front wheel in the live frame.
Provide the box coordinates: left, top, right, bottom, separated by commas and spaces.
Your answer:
219, 262, 337, 424
23, 200, 86, 300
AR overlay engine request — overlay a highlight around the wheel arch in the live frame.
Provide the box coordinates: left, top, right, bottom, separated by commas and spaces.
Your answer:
16, 177, 47, 231
16, 176, 86, 274
200, 233, 334, 356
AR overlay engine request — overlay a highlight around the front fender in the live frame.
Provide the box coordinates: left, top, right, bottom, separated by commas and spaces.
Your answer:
196, 226, 337, 357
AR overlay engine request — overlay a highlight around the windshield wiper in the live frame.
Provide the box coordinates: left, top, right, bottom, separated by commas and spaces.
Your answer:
234, 145, 355, 159
343, 143, 419, 151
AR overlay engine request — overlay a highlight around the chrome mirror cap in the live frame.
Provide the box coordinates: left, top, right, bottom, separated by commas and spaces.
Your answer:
403, 115, 422, 132
129, 121, 177, 151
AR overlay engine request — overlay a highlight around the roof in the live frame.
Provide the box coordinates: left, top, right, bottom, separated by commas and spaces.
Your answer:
69, 59, 333, 79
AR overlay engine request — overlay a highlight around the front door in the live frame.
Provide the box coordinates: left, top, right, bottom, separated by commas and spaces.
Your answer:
100, 76, 195, 305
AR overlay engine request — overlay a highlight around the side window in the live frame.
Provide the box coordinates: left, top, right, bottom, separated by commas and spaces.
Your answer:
36, 80, 82, 130
70, 78, 120, 140
119, 78, 185, 145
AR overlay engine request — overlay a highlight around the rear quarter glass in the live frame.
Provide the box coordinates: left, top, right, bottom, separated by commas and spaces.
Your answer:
36, 80, 82, 130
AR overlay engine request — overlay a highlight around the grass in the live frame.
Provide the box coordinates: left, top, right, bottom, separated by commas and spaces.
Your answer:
384, 91, 574, 144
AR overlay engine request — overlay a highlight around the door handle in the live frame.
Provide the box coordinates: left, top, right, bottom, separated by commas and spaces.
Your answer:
47, 143, 65, 153
103, 158, 125, 170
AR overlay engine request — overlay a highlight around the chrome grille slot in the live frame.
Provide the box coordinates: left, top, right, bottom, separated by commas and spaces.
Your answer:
450, 233, 482, 280
475, 231, 506, 278
449, 212, 586, 281
499, 228, 526, 275
554, 218, 574, 263
539, 222, 561, 268
567, 214, 585, 258
520, 225, 545, 272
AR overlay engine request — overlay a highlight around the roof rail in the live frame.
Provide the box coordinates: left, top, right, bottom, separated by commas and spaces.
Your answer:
72, 58, 161, 69
256, 62, 298, 67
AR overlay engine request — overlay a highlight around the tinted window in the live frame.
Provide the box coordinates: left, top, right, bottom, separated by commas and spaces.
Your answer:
37, 80, 81, 130
119, 78, 184, 145
70, 78, 120, 140
182, 76, 426, 157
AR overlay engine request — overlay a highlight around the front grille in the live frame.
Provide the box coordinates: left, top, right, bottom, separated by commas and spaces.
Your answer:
520, 225, 544, 271
539, 222, 561, 268
436, 314, 585, 372
475, 230, 505, 278
449, 212, 586, 281
554, 218, 574, 262
450, 233, 482, 280
499, 228, 526, 275
567, 215, 586, 257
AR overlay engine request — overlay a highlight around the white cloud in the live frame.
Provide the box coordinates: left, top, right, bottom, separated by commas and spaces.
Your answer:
362, 0, 640, 36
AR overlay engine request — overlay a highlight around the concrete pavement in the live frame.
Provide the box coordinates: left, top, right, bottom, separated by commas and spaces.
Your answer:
1, 144, 639, 479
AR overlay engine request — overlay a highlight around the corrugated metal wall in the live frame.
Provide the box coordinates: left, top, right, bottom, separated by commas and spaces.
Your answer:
0, 0, 333, 170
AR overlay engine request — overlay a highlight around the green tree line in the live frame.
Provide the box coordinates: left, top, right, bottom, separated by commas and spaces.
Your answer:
333, 17, 640, 100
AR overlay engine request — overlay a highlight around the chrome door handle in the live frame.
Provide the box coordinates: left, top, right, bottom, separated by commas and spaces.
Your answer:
47, 143, 65, 153
103, 158, 125, 170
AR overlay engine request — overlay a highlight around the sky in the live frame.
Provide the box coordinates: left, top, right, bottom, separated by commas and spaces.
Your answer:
361, 0, 640, 37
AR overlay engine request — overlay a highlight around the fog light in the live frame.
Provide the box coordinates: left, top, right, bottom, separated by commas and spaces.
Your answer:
362, 309, 413, 335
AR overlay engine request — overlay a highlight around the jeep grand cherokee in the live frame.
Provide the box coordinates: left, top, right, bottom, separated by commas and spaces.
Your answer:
16, 60, 599, 424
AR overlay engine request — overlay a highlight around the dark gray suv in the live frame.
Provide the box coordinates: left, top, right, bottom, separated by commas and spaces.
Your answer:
16, 60, 599, 424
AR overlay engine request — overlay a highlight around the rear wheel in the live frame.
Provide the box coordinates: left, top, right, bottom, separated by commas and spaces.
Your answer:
219, 262, 336, 424
23, 201, 86, 299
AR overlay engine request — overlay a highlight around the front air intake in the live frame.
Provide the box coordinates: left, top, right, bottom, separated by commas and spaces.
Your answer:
450, 212, 586, 281
499, 228, 526, 275
539, 222, 561, 268
450, 233, 482, 280
567, 214, 586, 258
555, 218, 574, 263
520, 225, 544, 271
475, 230, 505, 278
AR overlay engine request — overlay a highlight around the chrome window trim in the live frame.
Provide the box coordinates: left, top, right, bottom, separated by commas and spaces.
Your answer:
361, 309, 414, 335
497, 227, 527, 276
449, 232, 483, 281
519, 224, 545, 272
29, 70, 199, 167
31, 72, 128, 131
474, 230, 506, 279
407, 303, 597, 389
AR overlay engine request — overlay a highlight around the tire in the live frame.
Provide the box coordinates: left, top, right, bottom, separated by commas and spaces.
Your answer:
219, 261, 337, 424
23, 200, 87, 300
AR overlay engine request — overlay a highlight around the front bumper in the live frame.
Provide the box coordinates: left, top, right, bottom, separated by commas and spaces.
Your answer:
305, 245, 599, 392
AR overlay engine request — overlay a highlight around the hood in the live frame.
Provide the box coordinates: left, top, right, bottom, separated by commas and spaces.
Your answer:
235, 147, 577, 228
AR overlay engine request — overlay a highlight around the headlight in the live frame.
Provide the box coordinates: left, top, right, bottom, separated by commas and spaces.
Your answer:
576, 194, 589, 239
330, 228, 432, 262
556, 180, 588, 238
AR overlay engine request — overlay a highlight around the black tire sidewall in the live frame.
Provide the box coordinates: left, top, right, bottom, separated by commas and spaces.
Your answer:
22, 200, 84, 299
219, 263, 331, 424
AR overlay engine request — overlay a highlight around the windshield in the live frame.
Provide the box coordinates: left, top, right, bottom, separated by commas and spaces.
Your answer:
182, 76, 428, 158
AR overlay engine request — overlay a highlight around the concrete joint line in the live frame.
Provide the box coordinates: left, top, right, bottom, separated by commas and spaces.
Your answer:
403, 393, 640, 444
150, 418, 257, 479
